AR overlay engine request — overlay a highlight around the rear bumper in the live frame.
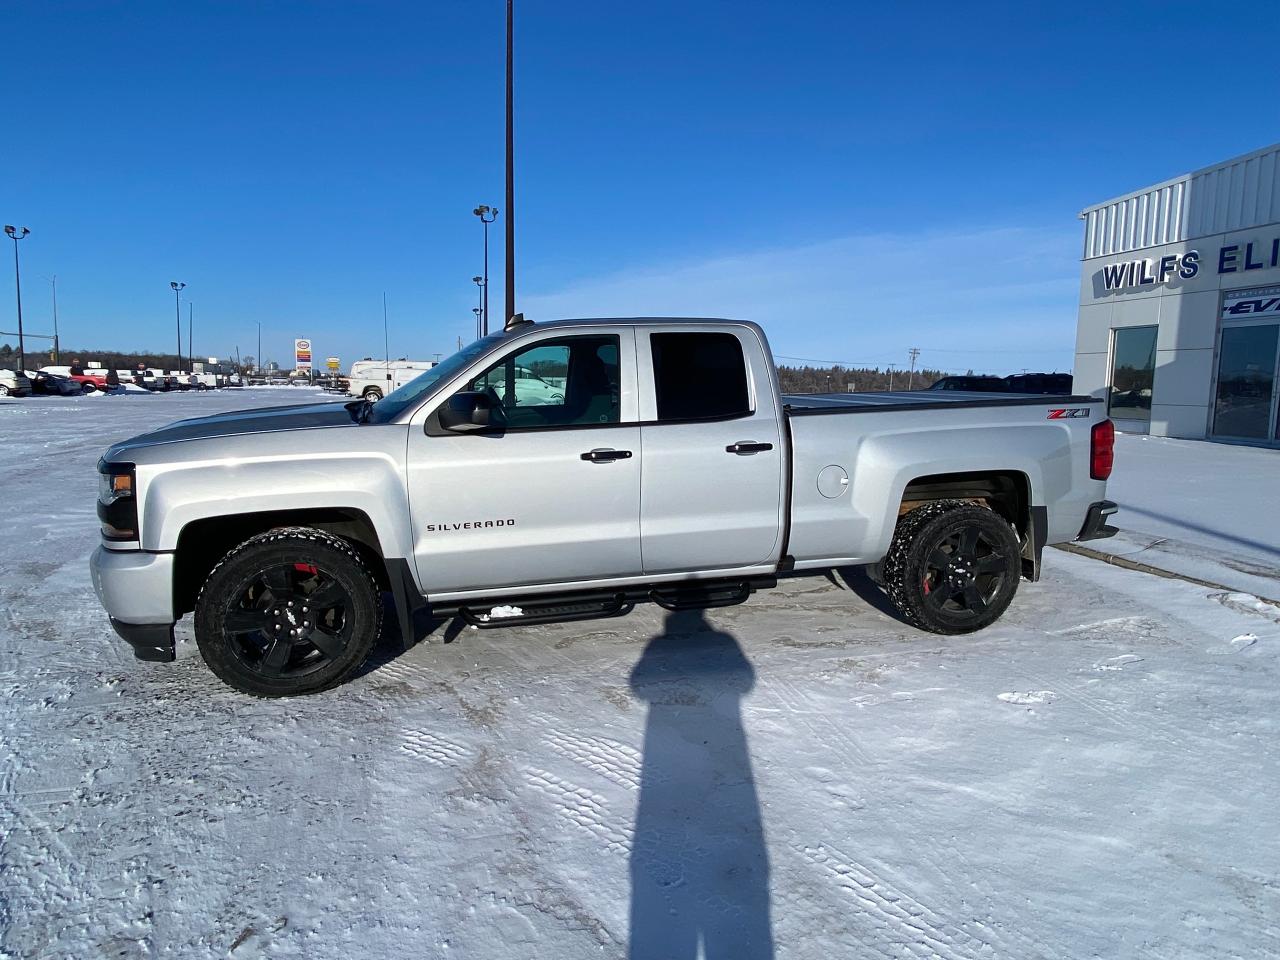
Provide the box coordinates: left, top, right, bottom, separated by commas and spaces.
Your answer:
89, 545, 177, 662
1077, 500, 1119, 541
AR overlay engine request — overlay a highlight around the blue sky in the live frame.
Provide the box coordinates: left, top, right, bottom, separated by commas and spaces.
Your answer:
4, 1, 1279, 374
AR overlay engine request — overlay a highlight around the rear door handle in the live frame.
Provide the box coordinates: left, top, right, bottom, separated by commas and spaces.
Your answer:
581, 448, 633, 462
726, 442, 774, 454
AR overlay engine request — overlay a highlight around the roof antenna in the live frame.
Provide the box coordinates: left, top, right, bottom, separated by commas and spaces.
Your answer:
505, 311, 532, 331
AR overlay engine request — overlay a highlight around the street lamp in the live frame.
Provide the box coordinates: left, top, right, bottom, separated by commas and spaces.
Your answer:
472, 306, 482, 338
170, 281, 185, 372
471, 275, 485, 340
188, 301, 194, 372
472, 204, 497, 334
5, 226, 29, 372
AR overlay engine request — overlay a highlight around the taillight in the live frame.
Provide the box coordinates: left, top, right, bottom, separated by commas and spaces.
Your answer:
1090, 419, 1114, 481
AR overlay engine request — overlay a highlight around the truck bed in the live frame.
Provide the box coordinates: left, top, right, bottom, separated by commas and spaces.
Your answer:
783, 391, 1101, 415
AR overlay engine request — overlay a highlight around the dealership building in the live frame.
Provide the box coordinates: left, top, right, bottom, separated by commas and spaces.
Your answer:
1074, 142, 1280, 446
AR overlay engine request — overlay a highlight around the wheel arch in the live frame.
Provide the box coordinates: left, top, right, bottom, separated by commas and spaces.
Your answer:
173, 508, 391, 619
898, 470, 1042, 580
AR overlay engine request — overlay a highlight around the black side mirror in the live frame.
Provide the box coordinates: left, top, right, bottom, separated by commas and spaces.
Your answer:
438, 391, 494, 432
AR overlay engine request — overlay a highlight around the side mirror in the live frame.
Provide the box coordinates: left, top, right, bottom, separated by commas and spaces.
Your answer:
438, 391, 494, 432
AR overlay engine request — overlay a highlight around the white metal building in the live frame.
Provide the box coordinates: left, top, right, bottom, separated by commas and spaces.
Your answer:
1075, 142, 1280, 446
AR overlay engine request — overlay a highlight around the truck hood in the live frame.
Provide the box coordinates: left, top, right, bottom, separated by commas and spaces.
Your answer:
104, 401, 358, 459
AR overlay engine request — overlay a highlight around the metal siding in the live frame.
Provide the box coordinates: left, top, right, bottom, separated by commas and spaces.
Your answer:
1080, 143, 1280, 257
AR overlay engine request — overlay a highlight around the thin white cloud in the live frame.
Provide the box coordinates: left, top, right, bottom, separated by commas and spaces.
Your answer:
523, 225, 1081, 374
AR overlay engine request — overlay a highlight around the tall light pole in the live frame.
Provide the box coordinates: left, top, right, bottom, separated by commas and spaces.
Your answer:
471, 275, 484, 340
472, 307, 482, 337
48, 274, 58, 364
188, 301, 194, 370
170, 281, 185, 372
473, 205, 496, 334
256, 321, 262, 374
504, 0, 516, 328
5, 226, 29, 372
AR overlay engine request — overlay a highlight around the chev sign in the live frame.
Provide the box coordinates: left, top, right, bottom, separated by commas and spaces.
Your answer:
1100, 234, 1280, 291
1221, 286, 1280, 320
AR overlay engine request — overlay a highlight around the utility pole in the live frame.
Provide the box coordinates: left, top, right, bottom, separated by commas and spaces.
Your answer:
504, 0, 516, 327
5, 226, 29, 371
887, 363, 895, 392
170, 281, 185, 372
907, 347, 920, 390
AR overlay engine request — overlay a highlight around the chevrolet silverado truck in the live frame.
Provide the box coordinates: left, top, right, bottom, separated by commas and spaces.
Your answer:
90, 317, 1118, 696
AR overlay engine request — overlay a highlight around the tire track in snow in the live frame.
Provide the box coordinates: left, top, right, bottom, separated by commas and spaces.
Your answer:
543, 731, 643, 791
400, 729, 472, 767
803, 842, 998, 960
521, 766, 631, 855
763, 673, 1059, 960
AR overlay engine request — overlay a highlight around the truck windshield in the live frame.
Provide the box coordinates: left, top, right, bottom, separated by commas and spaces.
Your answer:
364, 334, 506, 424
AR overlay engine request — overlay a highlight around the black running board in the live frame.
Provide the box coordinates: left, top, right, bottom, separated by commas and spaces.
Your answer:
436, 576, 776, 630
459, 594, 634, 629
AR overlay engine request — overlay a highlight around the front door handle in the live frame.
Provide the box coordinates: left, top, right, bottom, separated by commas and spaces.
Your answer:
581, 448, 633, 462
726, 441, 774, 455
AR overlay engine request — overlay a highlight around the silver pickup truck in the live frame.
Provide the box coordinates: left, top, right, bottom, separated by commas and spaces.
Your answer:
90, 317, 1118, 696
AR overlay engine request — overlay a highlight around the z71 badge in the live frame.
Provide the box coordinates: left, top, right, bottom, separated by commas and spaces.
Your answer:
1046, 408, 1091, 419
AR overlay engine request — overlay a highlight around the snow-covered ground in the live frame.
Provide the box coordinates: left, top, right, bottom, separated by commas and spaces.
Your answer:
2, 391, 1279, 959
1098, 433, 1280, 600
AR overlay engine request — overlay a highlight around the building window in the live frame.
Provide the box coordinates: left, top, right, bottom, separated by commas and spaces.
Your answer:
1108, 326, 1157, 422
1212, 324, 1279, 440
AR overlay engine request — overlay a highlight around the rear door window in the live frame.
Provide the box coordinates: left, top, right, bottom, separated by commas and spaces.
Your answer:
650, 332, 750, 421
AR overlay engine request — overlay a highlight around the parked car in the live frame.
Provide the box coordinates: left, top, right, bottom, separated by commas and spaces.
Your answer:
26, 369, 81, 396
928, 376, 1009, 392
1004, 373, 1074, 395
474, 363, 566, 406
90, 317, 1116, 696
41, 364, 116, 393
0, 369, 33, 397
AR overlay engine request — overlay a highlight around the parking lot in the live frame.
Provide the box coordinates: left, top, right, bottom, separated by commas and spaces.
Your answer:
2, 391, 1278, 959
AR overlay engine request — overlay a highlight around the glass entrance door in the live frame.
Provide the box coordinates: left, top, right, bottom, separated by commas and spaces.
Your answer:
1212, 323, 1279, 441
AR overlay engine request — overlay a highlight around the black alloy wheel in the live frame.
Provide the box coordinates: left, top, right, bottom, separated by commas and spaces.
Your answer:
881, 500, 1022, 634
195, 527, 382, 696
224, 563, 353, 679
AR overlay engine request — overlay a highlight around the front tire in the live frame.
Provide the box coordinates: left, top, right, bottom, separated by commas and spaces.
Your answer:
362, 387, 383, 402
194, 527, 383, 696
0, 385, 9, 397
881, 500, 1021, 634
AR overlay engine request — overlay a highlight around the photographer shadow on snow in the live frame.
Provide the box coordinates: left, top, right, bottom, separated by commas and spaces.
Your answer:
627, 609, 775, 960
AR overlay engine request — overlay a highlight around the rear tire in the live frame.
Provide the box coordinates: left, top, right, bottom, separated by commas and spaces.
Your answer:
194, 527, 383, 696
0, 385, 9, 397
362, 387, 383, 402
881, 500, 1021, 634
81, 382, 97, 394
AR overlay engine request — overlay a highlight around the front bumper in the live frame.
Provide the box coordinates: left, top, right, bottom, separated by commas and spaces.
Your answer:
1077, 500, 1119, 541
89, 545, 176, 662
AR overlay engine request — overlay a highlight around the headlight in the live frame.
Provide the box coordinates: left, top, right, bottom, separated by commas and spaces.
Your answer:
97, 461, 138, 540
99, 469, 133, 504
